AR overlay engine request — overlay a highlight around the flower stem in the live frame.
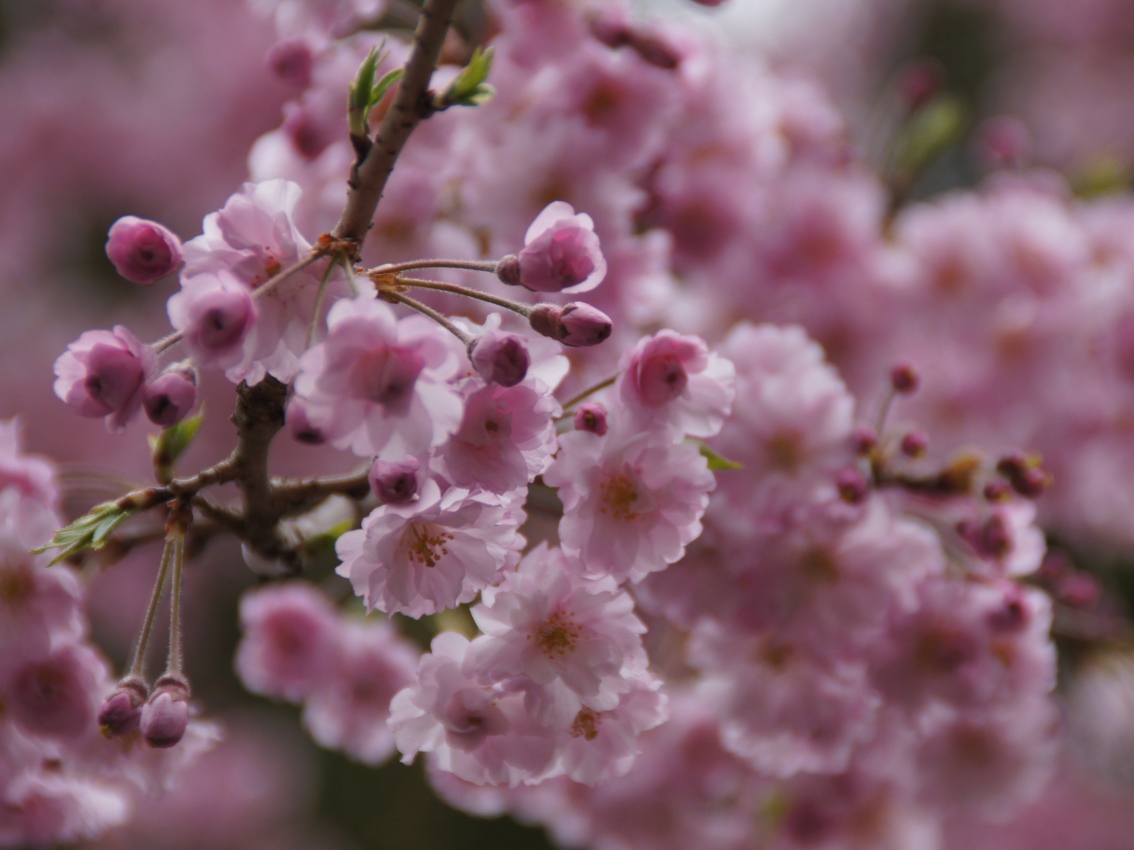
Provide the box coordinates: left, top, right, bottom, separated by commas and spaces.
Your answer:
375, 258, 500, 276
396, 276, 533, 317
384, 290, 472, 346
126, 535, 175, 679
560, 375, 617, 412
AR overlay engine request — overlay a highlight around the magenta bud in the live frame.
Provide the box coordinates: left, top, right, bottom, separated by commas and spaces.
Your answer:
496, 254, 522, 287
889, 363, 919, 394
983, 481, 1010, 502
266, 37, 314, 88
141, 674, 190, 749
286, 398, 326, 445
191, 287, 255, 354
468, 332, 530, 387
835, 467, 869, 504
98, 678, 148, 737
574, 402, 608, 435
143, 368, 198, 427
106, 216, 183, 285
852, 426, 878, 455
557, 302, 613, 347
899, 431, 928, 458
370, 457, 420, 504
987, 587, 1030, 633
529, 304, 562, 339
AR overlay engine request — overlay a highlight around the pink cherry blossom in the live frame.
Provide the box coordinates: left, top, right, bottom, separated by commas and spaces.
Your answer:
544, 426, 715, 583
105, 216, 183, 285
53, 326, 156, 433
293, 295, 463, 459
499, 201, 607, 294
335, 480, 524, 618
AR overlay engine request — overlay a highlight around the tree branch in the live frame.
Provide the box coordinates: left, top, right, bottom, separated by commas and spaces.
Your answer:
332, 0, 462, 247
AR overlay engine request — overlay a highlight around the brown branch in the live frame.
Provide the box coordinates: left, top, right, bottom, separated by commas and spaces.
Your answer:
272, 466, 373, 519
332, 0, 462, 247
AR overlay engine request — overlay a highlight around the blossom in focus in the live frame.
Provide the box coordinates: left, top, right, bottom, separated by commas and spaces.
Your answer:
499, 201, 607, 293
105, 216, 183, 284
52, 326, 156, 433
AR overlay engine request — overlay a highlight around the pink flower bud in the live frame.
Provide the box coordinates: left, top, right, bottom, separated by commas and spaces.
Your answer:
141, 674, 191, 749
143, 367, 198, 427
369, 457, 419, 504
835, 467, 869, 504
105, 216, 183, 284
900, 430, 928, 458
266, 37, 314, 88
184, 280, 256, 357
97, 678, 148, 737
890, 363, 920, 394
853, 426, 878, 454
509, 201, 607, 293
467, 332, 530, 387
53, 326, 155, 432
557, 302, 613, 347
574, 402, 608, 435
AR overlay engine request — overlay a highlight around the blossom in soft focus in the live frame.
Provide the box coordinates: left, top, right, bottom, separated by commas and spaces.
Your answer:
52, 326, 156, 432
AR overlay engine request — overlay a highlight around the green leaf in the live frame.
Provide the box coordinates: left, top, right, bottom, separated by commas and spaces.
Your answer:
348, 42, 390, 138
368, 67, 404, 110
891, 94, 967, 180
697, 442, 743, 471
441, 46, 496, 108
150, 410, 204, 486
32, 501, 137, 565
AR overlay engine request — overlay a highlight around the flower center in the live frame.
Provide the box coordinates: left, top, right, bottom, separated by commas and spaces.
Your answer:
404, 521, 453, 569
599, 468, 653, 522
570, 708, 601, 741
536, 610, 580, 658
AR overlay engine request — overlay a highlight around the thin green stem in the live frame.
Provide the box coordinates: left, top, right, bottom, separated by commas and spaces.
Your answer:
397, 276, 533, 317
253, 252, 324, 302
560, 375, 617, 412
126, 536, 175, 679
375, 258, 500, 276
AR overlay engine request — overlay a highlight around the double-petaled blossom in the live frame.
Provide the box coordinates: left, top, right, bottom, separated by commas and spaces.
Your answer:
53, 326, 156, 433
335, 480, 525, 618
293, 295, 463, 459
498, 201, 607, 294
105, 216, 183, 284
468, 544, 649, 727
544, 425, 715, 584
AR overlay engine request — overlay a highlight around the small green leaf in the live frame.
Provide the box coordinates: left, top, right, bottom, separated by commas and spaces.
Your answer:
891, 94, 967, 180
151, 410, 204, 486
368, 67, 404, 110
33, 501, 137, 565
441, 46, 496, 108
348, 42, 390, 138
697, 442, 743, 471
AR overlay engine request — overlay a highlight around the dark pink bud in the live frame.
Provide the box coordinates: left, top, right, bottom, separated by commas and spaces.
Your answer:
468, 332, 530, 387
286, 397, 326, 445
557, 302, 613, 347
978, 514, 1012, 559
266, 37, 314, 88
900, 431, 928, 458
1057, 572, 1101, 609
852, 426, 878, 455
189, 286, 255, 355
574, 402, 608, 435
54, 326, 154, 432
283, 102, 332, 160
835, 467, 869, 504
106, 216, 183, 285
98, 678, 148, 737
889, 363, 919, 394
369, 457, 419, 504
141, 674, 191, 749
143, 367, 198, 427
983, 480, 1010, 502
529, 304, 562, 339
987, 586, 1030, 634
496, 254, 521, 287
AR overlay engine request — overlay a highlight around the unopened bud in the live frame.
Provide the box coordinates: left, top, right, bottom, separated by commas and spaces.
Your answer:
141, 674, 190, 749
143, 367, 198, 427
496, 254, 522, 287
105, 216, 183, 285
574, 402, 608, 435
900, 430, 928, 458
852, 426, 878, 455
98, 677, 148, 737
557, 302, 613, 347
835, 467, 869, 504
889, 363, 919, 394
266, 37, 314, 88
190, 286, 255, 355
370, 458, 420, 504
468, 332, 530, 387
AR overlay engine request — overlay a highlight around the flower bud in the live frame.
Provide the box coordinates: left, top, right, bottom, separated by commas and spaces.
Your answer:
512, 201, 606, 293
369, 457, 419, 504
889, 363, 919, 394
186, 282, 256, 356
900, 430, 928, 458
266, 37, 314, 88
143, 367, 198, 427
557, 302, 613, 347
141, 674, 191, 749
98, 677, 148, 737
467, 332, 530, 387
574, 402, 608, 435
835, 467, 869, 504
105, 216, 183, 284
53, 326, 154, 432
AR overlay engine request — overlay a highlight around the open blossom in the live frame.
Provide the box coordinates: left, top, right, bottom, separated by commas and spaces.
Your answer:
544, 426, 715, 583
468, 544, 649, 727
293, 295, 463, 459
616, 330, 736, 439
498, 201, 607, 293
335, 480, 524, 618
388, 632, 557, 787
105, 216, 183, 284
167, 270, 259, 375
53, 326, 156, 433
440, 380, 559, 495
